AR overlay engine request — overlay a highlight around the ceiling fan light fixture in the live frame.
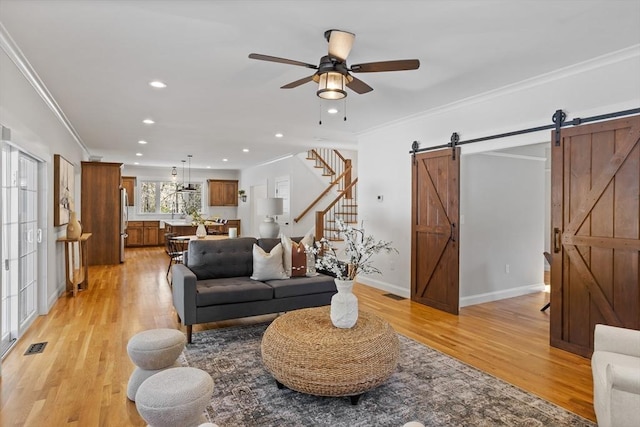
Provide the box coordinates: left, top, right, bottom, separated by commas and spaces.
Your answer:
317, 72, 347, 100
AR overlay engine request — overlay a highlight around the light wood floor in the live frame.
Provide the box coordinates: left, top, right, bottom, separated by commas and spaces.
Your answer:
0, 247, 594, 426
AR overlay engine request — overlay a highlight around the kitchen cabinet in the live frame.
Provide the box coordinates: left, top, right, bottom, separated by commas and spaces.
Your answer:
122, 176, 136, 206
81, 161, 123, 265
126, 221, 143, 247
208, 179, 238, 206
126, 221, 160, 246
143, 221, 159, 246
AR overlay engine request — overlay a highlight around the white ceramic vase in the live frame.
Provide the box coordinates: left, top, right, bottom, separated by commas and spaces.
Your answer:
196, 224, 207, 238
330, 279, 358, 328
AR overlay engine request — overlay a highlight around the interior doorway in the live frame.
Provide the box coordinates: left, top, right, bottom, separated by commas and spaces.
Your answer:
458, 142, 549, 307
250, 184, 267, 237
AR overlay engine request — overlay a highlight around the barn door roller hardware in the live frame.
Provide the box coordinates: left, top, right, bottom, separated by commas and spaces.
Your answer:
409, 107, 640, 155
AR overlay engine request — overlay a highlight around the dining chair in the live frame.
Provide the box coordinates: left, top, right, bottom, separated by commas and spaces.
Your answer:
166, 235, 188, 282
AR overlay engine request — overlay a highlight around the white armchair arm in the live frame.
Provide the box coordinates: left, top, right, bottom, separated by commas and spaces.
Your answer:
608, 364, 640, 395
594, 324, 640, 358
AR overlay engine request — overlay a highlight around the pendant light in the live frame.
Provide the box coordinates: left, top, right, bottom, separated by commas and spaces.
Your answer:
182, 154, 197, 192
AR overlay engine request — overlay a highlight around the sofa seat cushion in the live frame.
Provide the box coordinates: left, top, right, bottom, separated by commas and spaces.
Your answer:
264, 273, 336, 299
196, 277, 273, 307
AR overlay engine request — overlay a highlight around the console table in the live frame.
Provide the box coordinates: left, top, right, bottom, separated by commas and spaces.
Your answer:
57, 233, 92, 297
261, 306, 399, 404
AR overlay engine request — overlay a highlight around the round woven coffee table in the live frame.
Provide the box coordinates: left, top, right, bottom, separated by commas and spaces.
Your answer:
261, 306, 399, 404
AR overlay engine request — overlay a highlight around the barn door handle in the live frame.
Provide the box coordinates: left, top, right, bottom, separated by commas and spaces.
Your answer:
553, 228, 561, 253
451, 223, 456, 242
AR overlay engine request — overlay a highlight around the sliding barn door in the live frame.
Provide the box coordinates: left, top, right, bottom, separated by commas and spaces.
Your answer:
551, 115, 640, 357
411, 148, 460, 314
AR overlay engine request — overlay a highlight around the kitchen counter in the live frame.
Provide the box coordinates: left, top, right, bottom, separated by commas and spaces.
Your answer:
163, 219, 196, 226
163, 219, 241, 237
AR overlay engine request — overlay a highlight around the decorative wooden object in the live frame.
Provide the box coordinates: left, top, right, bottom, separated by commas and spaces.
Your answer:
57, 233, 92, 297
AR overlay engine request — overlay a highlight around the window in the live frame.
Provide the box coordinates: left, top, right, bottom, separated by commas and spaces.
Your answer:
140, 181, 202, 215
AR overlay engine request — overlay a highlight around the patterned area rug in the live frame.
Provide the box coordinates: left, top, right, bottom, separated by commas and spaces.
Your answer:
182, 322, 595, 427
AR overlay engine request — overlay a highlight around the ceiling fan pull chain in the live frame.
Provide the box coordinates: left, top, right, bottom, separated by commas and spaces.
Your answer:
319, 100, 322, 125
344, 98, 347, 122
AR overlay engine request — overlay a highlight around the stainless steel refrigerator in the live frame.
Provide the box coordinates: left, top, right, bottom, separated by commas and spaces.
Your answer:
120, 187, 128, 262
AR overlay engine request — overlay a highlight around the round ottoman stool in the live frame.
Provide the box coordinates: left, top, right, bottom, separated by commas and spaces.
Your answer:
127, 328, 186, 401
135, 367, 214, 427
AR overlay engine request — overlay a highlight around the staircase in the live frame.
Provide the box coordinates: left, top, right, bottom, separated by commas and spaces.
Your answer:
295, 149, 358, 241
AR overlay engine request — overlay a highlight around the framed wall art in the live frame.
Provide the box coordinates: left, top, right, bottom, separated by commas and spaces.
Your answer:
54, 154, 74, 226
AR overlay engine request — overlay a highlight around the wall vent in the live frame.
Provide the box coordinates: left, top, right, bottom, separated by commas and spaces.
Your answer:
383, 293, 406, 301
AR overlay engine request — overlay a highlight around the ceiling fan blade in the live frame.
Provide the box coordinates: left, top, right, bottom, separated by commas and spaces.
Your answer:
281, 74, 316, 89
350, 59, 420, 73
346, 76, 373, 94
326, 29, 355, 61
248, 53, 318, 69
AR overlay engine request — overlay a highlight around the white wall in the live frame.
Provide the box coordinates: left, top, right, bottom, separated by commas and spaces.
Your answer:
239, 151, 356, 238
0, 46, 88, 313
459, 152, 545, 306
357, 47, 640, 302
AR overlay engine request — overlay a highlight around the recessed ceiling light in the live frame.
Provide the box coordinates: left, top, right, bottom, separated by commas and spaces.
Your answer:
134, 162, 139, 165
149, 80, 166, 88
222, 158, 228, 162
142, 119, 155, 124
206, 166, 211, 169
275, 133, 284, 138
135, 153, 143, 156
327, 108, 338, 114
138, 140, 148, 145
242, 148, 249, 152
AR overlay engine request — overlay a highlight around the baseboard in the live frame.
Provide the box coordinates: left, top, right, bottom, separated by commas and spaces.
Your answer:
460, 283, 546, 307
357, 276, 410, 299
356, 278, 545, 307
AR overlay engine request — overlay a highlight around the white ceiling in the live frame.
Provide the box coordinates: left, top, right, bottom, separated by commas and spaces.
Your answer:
1, 0, 639, 170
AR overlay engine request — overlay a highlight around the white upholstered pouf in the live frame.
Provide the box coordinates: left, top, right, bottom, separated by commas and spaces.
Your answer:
127, 328, 186, 401
135, 367, 214, 427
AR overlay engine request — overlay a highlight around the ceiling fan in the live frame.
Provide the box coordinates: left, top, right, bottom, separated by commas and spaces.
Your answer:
249, 29, 420, 100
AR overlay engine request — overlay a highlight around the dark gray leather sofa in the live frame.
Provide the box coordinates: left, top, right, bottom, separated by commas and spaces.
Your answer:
171, 237, 336, 343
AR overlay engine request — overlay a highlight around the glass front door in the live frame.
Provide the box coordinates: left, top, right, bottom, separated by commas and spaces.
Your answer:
1, 140, 41, 357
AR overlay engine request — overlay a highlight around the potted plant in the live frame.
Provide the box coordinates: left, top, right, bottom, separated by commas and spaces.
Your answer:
310, 219, 397, 328
238, 189, 247, 202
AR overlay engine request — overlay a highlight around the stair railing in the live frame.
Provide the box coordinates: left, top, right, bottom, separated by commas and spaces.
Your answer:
308, 149, 336, 177
315, 177, 358, 242
294, 166, 352, 223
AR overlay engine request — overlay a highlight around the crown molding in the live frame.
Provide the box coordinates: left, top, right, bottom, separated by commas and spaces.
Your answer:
0, 22, 90, 156
360, 44, 640, 136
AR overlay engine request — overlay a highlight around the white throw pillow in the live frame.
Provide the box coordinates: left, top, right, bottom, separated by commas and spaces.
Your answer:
280, 235, 293, 277
250, 243, 288, 281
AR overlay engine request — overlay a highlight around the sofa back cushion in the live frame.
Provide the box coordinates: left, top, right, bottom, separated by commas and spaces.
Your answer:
257, 236, 306, 253
187, 237, 257, 280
